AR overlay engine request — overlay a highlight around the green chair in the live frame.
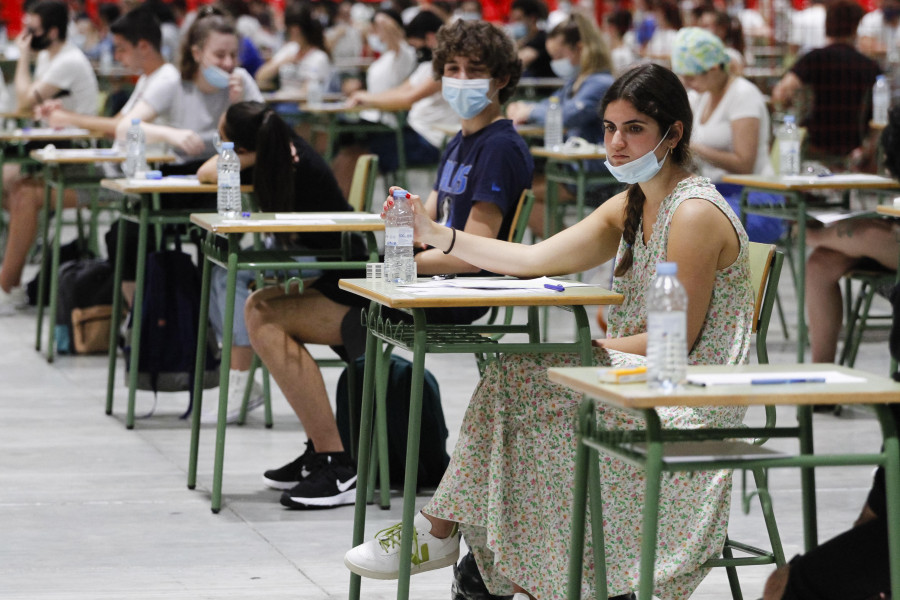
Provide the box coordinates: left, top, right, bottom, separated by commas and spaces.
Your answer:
567, 242, 786, 600
839, 268, 896, 370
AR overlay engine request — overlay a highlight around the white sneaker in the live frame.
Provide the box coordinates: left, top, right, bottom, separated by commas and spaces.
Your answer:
0, 286, 26, 316
200, 369, 265, 424
512, 594, 530, 600
344, 512, 460, 580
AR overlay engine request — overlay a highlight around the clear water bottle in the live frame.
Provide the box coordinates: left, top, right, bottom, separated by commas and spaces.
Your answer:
873, 75, 890, 127
306, 78, 324, 106
544, 96, 563, 152
217, 141, 242, 217
123, 118, 147, 178
646, 262, 688, 392
776, 115, 801, 176
383, 189, 416, 284
99, 45, 113, 73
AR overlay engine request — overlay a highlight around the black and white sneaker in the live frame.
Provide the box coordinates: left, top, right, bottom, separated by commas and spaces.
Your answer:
262, 440, 317, 490
280, 453, 357, 509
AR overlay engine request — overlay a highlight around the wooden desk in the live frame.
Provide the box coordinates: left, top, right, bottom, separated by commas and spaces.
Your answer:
100, 177, 252, 429
30, 150, 177, 361
186, 212, 384, 513
722, 173, 900, 362
262, 90, 344, 105
531, 145, 613, 239
340, 277, 623, 600
549, 363, 900, 600
516, 76, 566, 100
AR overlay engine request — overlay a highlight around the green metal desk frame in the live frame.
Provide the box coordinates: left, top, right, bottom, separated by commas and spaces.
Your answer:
186, 224, 380, 514
559, 369, 900, 600
317, 109, 409, 189
345, 284, 621, 600
542, 157, 616, 240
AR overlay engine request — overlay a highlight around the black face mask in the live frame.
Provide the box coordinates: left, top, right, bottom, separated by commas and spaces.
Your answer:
415, 46, 432, 64
885, 6, 900, 21
29, 28, 51, 51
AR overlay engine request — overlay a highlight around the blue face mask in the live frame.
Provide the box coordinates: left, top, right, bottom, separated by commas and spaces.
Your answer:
603, 127, 672, 184
550, 57, 577, 79
202, 65, 231, 89
442, 77, 494, 120
509, 22, 528, 40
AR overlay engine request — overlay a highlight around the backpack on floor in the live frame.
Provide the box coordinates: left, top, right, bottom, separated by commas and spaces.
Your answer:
335, 354, 450, 489
54, 258, 115, 354
122, 239, 220, 410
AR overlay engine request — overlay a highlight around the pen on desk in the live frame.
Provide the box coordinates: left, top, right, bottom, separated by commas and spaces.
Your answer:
751, 377, 827, 385
544, 282, 565, 292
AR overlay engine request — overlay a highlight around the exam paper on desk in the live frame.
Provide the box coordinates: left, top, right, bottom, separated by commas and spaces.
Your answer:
400, 276, 589, 290
686, 370, 866, 386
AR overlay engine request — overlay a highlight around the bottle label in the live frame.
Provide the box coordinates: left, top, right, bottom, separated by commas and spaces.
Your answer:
385, 226, 414, 247
219, 170, 239, 188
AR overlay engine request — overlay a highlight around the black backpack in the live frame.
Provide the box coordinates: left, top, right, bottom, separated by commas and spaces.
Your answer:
335, 354, 450, 489
122, 240, 220, 409
54, 258, 115, 354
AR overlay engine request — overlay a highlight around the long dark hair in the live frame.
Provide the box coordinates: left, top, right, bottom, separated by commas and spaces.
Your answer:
223, 101, 295, 213
602, 64, 693, 276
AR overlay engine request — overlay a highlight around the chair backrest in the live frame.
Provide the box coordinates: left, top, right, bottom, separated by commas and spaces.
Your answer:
747, 241, 784, 365
508, 189, 535, 243
347, 154, 379, 213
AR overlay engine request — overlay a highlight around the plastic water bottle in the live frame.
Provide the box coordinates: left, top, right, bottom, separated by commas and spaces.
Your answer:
217, 141, 241, 217
383, 189, 416, 284
123, 118, 147, 178
99, 45, 113, 73
306, 78, 324, 106
646, 262, 687, 392
873, 75, 890, 127
776, 115, 801, 176
544, 96, 563, 152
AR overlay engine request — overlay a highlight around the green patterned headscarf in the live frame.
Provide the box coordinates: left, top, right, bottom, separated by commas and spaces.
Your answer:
671, 27, 730, 76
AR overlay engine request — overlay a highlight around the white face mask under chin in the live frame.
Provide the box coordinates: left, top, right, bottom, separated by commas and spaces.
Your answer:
603, 127, 672, 185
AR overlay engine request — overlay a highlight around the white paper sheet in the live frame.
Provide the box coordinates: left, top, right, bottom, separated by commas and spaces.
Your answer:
273, 213, 376, 220
686, 370, 867, 386
400, 276, 589, 290
781, 174, 895, 184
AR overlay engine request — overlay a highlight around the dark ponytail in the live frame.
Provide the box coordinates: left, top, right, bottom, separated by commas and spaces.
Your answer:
614, 186, 645, 277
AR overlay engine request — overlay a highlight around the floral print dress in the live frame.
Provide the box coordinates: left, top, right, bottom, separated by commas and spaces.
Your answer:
425, 176, 754, 600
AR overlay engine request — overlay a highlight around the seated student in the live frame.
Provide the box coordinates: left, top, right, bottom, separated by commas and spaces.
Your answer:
671, 27, 784, 245
0, 0, 99, 314
356, 9, 418, 125
331, 10, 452, 194
245, 19, 532, 510
114, 7, 263, 166
805, 103, 900, 365
505, 13, 616, 234
254, 3, 332, 94
194, 101, 358, 423
345, 63, 755, 600
508, 0, 555, 79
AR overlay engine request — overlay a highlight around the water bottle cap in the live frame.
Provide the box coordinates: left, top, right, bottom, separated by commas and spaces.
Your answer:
222, 141, 234, 150
145, 170, 162, 179
392, 189, 410, 199
783, 115, 795, 124
656, 262, 677, 276
131, 118, 140, 125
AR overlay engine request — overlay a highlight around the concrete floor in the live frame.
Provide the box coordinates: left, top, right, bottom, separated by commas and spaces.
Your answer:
0, 236, 895, 600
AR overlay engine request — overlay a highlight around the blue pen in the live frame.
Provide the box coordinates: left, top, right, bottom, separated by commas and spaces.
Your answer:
544, 283, 565, 292
751, 377, 826, 385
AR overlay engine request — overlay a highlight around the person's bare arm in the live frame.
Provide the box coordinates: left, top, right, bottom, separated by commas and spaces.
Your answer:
772, 71, 802, 108
347, 76, 439, 110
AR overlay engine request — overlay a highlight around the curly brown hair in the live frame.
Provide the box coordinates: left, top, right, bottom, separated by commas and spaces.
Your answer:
431, 19, 522, 104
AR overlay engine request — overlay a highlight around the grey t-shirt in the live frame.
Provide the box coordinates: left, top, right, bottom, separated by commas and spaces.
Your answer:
140, 67, 263, 160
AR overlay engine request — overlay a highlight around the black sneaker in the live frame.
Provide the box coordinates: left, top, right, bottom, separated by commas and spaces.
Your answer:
262, 440, 317, 490
451, 550, 512, 600
280, 453, 357, 509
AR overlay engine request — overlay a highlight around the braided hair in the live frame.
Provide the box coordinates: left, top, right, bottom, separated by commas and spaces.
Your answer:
603, 64, 693, 276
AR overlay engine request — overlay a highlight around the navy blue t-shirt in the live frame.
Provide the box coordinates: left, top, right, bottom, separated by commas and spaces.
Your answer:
433, 119, 534, 242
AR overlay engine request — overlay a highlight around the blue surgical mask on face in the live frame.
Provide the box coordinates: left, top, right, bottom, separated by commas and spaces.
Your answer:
509, 22, 528, 40
603, 127, 672, 184
550, 57, 577, 79
442, 77, 494, 120
202, 64, 231, 89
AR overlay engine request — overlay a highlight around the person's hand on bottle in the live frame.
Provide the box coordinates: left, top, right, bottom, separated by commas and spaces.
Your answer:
382, 186, 436, 248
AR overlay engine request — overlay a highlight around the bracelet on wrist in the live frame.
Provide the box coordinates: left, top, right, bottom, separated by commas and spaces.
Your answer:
443, 227, 456, 255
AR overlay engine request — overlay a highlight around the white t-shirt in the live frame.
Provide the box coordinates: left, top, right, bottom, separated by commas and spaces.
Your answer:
688, 76, 772, 181
119, 63, 181, 122
858, 9, 900, 55
361, 42, 417, 126
34, 42, 98, 115
407, 61, 456, 149
140, 67, 263, 160
789, 5, 826, 53
611, 45, 639, 77
271, 43, 332, 90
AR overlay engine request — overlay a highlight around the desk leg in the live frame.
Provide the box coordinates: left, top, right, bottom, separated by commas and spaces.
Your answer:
794, 193, 807, 362
375, 344, 393, 509
106, 213, 127, 415
211, 238, 239, 514
34, 178, 53, 352
45, 179, 65, 363
876, 405, 900, 599
125, 201, 150, 430
797, 404, 818, 550
349, 304, 380, 600
396, 309, 427, 600
637, 411, 664, 600
188, 234, 214, 491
